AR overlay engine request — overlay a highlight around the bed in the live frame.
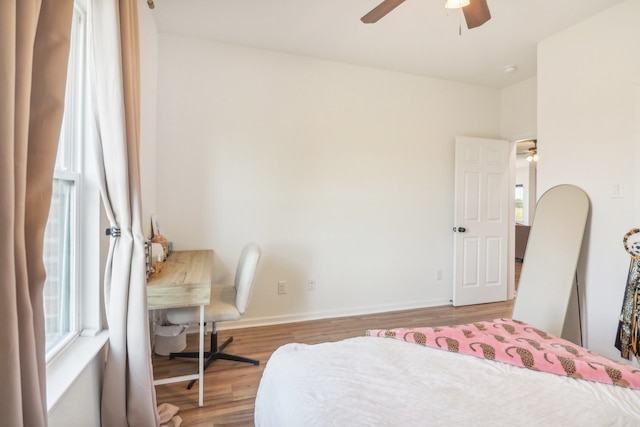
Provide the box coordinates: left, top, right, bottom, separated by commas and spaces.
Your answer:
254, 318, 640, 426
255, 186, 640, 425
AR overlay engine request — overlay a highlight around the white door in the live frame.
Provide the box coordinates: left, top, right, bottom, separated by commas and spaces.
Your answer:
453, 136, 510, 306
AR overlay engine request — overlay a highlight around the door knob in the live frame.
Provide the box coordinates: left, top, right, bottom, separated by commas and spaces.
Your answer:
453, 227, 467, 232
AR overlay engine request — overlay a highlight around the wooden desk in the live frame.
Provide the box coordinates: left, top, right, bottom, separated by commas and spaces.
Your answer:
147, 250, 213, 407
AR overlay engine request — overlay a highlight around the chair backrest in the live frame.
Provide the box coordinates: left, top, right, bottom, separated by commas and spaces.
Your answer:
234, 243, 261, 314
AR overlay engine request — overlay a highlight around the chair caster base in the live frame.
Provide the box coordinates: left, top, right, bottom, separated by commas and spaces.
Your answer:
168, 333, 259, 390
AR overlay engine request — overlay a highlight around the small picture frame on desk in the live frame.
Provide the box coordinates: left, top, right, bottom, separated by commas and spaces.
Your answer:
151, 214, 161, 237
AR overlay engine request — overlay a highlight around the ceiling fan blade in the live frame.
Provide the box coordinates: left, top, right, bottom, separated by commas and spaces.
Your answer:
361, 0, 406, 24
462, 0, 491, 29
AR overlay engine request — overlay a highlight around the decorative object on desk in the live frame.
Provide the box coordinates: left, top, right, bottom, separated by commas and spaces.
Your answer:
155, 255, 163, 275
150, 214, 171, 259
151, 213, 161, 237
145, 240, 152, 279
151, 242, 165, 263
166, 243, 262, 389
616, 228, 640, 360
151, 234, 169, 259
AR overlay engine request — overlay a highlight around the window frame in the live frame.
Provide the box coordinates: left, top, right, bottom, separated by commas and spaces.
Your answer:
44, 172, 80, 360
44, 0, 105, 359
514, 184, 525, 224
45, 0, 108, 411
43, 3, 86, 362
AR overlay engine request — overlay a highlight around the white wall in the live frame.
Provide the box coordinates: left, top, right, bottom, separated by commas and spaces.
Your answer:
139, 2, 159, 238
48, 351, 105, 427
501, 76, 538, 226
501, 77, 537, 142
155, 34, 501, 324
537, 0, 640, 358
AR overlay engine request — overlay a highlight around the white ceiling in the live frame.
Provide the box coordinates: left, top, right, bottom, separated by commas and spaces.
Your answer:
150, 0, 623, 88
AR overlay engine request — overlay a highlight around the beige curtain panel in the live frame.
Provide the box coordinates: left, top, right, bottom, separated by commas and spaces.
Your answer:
0, 2, 74, 426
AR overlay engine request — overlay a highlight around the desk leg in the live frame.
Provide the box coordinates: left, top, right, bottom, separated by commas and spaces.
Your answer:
198, 304, 204, 407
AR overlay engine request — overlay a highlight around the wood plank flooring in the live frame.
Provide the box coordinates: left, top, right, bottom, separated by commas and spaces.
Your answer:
152, 299, 514, 426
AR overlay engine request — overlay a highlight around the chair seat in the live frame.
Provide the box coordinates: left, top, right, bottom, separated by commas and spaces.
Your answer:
167, 284, 241, 325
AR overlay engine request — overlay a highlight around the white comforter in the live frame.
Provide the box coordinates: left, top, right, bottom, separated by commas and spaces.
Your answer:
255, 336, 640, 426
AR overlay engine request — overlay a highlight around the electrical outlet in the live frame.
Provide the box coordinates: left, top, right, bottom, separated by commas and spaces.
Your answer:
307, 280, 316, 290
278, 280, 287, 294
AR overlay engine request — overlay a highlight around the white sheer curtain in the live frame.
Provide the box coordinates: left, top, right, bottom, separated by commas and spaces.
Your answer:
87, 1, 159, 425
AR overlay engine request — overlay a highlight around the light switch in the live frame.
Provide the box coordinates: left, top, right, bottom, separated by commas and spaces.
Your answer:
611, 184, 623, 199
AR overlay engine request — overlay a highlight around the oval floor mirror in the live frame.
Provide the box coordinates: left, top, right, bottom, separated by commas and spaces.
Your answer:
512, 184, 590, 340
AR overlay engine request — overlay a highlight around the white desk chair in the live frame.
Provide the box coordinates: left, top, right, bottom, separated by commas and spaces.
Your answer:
167, 243, 261, 389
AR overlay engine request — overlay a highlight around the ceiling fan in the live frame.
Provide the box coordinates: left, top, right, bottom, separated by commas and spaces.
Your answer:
516, 140, 538, 162
361, 0, 491, 29
526, 140, 538, 162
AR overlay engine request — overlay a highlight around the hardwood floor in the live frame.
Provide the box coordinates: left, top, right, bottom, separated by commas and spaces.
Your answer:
152, 299, 514, 426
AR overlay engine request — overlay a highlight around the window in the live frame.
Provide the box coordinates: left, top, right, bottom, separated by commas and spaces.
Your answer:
43, 4, 86, 359
515, 184, 524, 223
44, 2, 110, 411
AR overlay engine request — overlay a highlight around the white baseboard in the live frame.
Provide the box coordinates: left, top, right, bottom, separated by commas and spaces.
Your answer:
207, 298, 452, 332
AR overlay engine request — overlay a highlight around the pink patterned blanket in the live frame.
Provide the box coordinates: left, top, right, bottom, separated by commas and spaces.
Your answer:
367, 318, 640, 389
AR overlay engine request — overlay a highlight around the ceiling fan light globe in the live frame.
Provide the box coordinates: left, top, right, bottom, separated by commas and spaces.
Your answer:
445, 0, 471, 9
